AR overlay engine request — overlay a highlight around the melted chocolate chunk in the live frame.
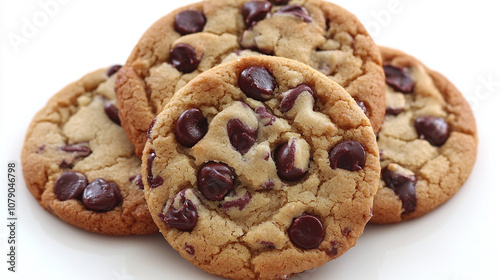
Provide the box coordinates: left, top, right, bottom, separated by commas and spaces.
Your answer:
147, 117, 157, 140
275, 5, 312, 22
255, 106, 276, 126
169, 44, 200, 73
106, 65, 122, 77
260, 241, 276, 249
147, 150, 164, 189
355, 99, 368, 115
175, 108, 208, 147
227, 119, 258, 155
174, 10, 206, 35
327, 241, 343, 256
382, 167, 417, 214
274, 139, 308, 181
197, 162, 235, 201
185, 243, 196, 255
385, 106, 404, 116
82, 178, 122, 212
242, 1, 272, 28
269, 0, 289, 4
414, 116, 450, 146
279, 84, 315, 112
60, 142, 91, 158
54, 171, 87, 201
329, 141, 366, 171
104, 102, 121, 125
383, 65, 414, 93
238, 66, 276, 101
223, 192, 252, 211
261, 180, 275, 189
129, 174, 144, 189
159, 189, 198, 231
288, 213, 324, 249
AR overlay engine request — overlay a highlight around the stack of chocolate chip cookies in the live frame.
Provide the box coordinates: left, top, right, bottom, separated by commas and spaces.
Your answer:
21, 0, 477, 279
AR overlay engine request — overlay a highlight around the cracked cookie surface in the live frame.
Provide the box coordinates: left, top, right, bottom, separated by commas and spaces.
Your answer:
371, 47, 478, 224
143, 56, 380, 279
21, 67, 157, 235
116, 0, 385, 156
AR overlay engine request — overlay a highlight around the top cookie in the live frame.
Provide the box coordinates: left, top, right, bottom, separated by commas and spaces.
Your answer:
143, 56, 380, 279
370, 47, 478, 224
21, 66, 157, 235
116, 0, 385, 156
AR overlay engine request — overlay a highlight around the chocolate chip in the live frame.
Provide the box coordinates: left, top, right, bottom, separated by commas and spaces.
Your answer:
260, 241, 276, 249
159, 189, 198, 231
106, 65, 122, 77
82, 178, 122, 212
129, 174, 144, 189
329, 141, 366, 171
274, 139, 308, 181
261, 180, 275, 189
174, 10, 206, 35
269, 0, 289, 4
327, 241, 343, 256
197, 162, 235, 201
175, 108, 208, 147
381, 167, 417, 214
255, 106, 276, 126
341, 227, 351, 236
227, 119, 258, 155
169, 44, 200, 73
147, 150, 164, 189
185, 243, 195, 255
279, 84, 315, 112
414, 116, 450, 146
59, 142, 91, 159
239, 66, 276, 101
104, 102, 121, 125
223, 192, 252, 211
242, 1, 272, 28
288, 213, 324, 249
275, 5, 312, 22
383, 65, 414, 93
54, 171, 87, 201
355, 99, 368, 115
385, 107, 404, 115
147, 117, 157, 140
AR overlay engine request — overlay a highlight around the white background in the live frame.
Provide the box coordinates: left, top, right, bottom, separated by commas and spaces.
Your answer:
1, 0, 500, 279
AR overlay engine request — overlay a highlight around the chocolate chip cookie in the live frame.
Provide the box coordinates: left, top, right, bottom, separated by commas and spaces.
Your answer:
116, 0, 385, 156
143, 56, 380, 279
21, 66, 157, 235
370, 47, 478, 224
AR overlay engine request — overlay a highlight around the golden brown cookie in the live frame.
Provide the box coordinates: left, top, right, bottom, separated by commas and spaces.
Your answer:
21, 66, 157, 235
370, 47, 478, 224
143, 56, 380, 279
116, 0, 385, 156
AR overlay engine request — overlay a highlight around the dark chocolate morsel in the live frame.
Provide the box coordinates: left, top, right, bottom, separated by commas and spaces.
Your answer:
147, 150, 164, 189
275, 5, 312, 22
129, 174, 144, 189
159, 189, 198, 231
185, 243, 196, 255
274, 139, 308, 181
269, 0, 289, 4
382, 167, 417, 214
255, 106, 276, 126
106, 65, 122, 77
223, 192, 252, 211
242, 1, 272, 28
238, 66, 276, 101
82, 178, 122, 212
197, 162, 235, 201
383, 64, 414, 93
169, 43, 200, 73
288, 213, 324, 249
280, 84, 315, 112
227, 119, 258, 155
414, 116, 450, 146
385, 107, 404, 116
329, 141, 366, 171
104, 102, 121, 125
327, 241, 343, 256
54, 171, 88, 201
175, 108, 208, 147
174, 10, 206, 35
147, 117, 157, 140
59, 142, 91, 159
355, 99, 368, 115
